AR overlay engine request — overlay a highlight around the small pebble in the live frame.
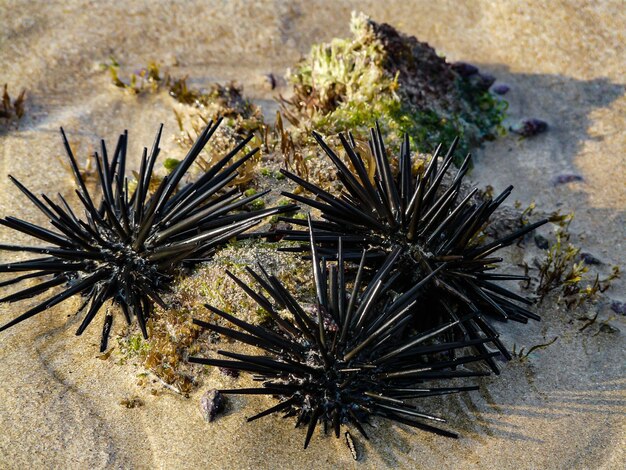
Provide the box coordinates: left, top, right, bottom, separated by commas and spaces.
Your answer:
552, 174, 584, 186
534, 234, 550, 250
492, 84, 510, 95
451, 61, 478, 78
610, 301, 626, 316
509, 118, 548, 137
200, 389, 225, 422
579, 252, 602, 265
265, 220, 293, 242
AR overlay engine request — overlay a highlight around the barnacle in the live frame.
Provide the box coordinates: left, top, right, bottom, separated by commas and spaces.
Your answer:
0, 119, 295, 350
279, 125, 547, 372
190, 219, 490, 449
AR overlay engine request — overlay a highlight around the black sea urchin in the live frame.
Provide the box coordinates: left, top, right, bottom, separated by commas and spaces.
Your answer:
190, 219, 491, 449
278, 125, 547, 372
0, 119, 295, 350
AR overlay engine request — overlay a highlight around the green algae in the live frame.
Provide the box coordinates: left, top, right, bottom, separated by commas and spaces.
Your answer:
163, 157, 182, 173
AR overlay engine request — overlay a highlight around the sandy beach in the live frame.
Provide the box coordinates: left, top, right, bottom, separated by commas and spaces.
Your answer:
0, 1, 624, 468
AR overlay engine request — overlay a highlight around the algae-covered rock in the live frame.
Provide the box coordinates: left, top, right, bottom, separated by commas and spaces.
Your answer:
281, 12, 507, 161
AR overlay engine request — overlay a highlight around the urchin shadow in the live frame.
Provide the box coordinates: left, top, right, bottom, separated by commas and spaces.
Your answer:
454, 64, 624, 169
468, 63, 624, 196
468, 64, 626, 293
353, 354, 625, 465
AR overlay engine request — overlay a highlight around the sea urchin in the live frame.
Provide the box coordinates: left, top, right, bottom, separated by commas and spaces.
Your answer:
0, 119, 294, 350
190, 218, 492, 449
278, 125, 547, 372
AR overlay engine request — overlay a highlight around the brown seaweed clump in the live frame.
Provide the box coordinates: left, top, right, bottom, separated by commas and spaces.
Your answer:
1, 84, 26, 126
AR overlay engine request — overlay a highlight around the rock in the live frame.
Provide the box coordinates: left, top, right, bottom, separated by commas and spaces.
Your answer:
552, 174, 584, 186
475, 73, 496, 91
371, 20, 464, 110
451, 61, 479, 77
492, 83, 510, 95
610, 300, 626, 316
599, 323, 619, 334
200, 389, 225, 422
510, 118, 549, 137
579, 252, 602, 265
534, 234, 550, 250
463, 72, 496, 92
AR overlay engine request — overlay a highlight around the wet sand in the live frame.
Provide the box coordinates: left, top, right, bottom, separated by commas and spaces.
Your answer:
0, 1, 624, 468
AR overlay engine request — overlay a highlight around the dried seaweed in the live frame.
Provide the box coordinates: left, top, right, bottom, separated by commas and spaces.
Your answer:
1, 84, 26, 123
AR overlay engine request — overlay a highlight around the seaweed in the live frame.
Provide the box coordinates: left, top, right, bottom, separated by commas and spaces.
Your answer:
537, 225, 620, 308
1, 84, 26, 123
512, 336, 558, 360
